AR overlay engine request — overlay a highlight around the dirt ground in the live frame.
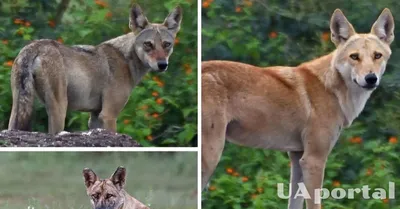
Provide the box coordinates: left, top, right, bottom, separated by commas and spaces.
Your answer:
0, 129, 141, 147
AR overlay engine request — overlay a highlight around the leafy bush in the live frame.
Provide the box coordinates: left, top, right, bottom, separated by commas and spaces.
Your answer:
202, 0, 400, 208
0, 0, 197, 146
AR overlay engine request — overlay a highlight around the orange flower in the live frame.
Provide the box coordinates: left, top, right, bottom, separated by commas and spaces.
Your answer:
235, 7, 242, 13
156, 80, 165, 87
332, 180, 341, 187
48, 20, 56, 28
366, 168, 373, 176
146, 135, 153, 141
140, 105, 149, 110
321, 31, 330, 42
202, 1, 210, 8
350, 136, 362, 144
16, 29, 23, 35
57, 37, 64, 43
14, 18, 23, 24
242, 176, 249, 182
152, 113, 159, 118
269, 31, 278, 39
257, 187, 263, 193
174, 38, 179, 45
24, 21, 31, 27
244, 1, 253, 7
251, 194, 257, 199
4, 60, 13, 67
208, 185, 216, 191
123, 119, 130, 125
2, 40, 8, 45
185, 68, 193, 75
156, 98, 163, 104
105, 11, 112, 19
233, 172, 240, 177
226, 167, 234, 174
383, 198, 389, 204
152, 76, 160, 82
95, 0, 108, 8
389, 136, 398, 144
152, 91, 159, 97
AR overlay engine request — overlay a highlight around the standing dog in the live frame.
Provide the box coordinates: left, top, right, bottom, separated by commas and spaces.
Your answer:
8, 4, 182, 134
83, 166, 150, 209
202, 9, 394, 209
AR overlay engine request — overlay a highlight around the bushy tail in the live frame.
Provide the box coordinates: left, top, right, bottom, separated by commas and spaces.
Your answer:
8, 49, 37, 131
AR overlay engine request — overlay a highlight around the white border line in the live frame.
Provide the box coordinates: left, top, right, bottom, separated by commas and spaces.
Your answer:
197, 0, 202, 207
0, 147, 198, 152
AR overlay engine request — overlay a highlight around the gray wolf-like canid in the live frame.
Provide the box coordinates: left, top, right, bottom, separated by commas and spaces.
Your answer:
8, 4, 182, 134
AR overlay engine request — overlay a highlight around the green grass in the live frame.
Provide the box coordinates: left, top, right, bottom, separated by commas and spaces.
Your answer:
0, 152, 197, 209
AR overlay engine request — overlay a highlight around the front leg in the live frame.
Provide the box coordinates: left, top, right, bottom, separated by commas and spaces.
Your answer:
300, 126, 336, 209
288, 151, 304, 209
99, 88, 130, 132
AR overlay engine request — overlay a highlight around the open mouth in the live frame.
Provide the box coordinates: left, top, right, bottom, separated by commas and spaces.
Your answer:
353, 79, 377, 90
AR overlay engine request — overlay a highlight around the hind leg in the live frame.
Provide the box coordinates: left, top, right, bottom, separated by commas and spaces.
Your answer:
45, 92, 67, 134
39, 75, 68, 135
201, 111, 227, 189
88, 111, 102, 129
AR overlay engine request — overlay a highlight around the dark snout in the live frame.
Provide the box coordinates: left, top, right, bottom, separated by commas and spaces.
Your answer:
157, 60, 168, 72
363, 73, 378, 89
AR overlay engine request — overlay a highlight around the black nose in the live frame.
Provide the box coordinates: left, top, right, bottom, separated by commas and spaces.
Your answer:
365, 73, 377, 85
157, 61, 168, 70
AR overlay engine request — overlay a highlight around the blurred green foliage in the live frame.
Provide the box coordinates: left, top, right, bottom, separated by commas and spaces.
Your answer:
0, 0, 197, 147
202, 0, 400, 208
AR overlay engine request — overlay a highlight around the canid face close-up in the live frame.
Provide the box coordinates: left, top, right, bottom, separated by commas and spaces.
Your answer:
83, 167, 132, 209
331, 9, 394, 90
130, 5, 182, 72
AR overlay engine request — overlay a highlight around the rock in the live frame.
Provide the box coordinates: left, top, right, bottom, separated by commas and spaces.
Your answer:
0, 129, 141, 147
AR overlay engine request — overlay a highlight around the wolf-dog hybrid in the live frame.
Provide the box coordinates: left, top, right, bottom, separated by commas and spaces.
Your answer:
202, 9, 394, 209
83, 166, 150, 209
8, 4, 182, 134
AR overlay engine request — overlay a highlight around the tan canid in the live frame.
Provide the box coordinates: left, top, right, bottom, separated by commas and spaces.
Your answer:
83, 167, 149, 209
8, 4, 182, 134
202, 9, 394, 209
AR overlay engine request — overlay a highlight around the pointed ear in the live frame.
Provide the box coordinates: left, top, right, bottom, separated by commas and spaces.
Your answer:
330, 9, 356, 46
371, 8, 395, 45
163, 6, 183, 36
83, 168, 99, 188
129, 4, 149, 34
110, 166, 126, 190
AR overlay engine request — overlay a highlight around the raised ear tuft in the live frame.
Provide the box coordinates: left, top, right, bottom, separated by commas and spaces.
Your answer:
163, 6, 183, 36
129, 4, 149, 34
371, 8, 395, 44
83, 168, 99, 188
110, 166, 126, 190
330, 9, 356, 46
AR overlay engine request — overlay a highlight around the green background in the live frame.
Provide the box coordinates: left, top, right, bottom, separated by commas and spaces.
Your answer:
0, 0, 197, 147
202, 0, 400, 208
0, 152, 197, 209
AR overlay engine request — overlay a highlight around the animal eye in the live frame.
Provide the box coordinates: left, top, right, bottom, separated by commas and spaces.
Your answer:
106, 194, 114, 199
91, 193, 100, 200
143, 41, 153, 48
374, 52, 382, 59
349, 53, 359, 60
163, 42, 171, 48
